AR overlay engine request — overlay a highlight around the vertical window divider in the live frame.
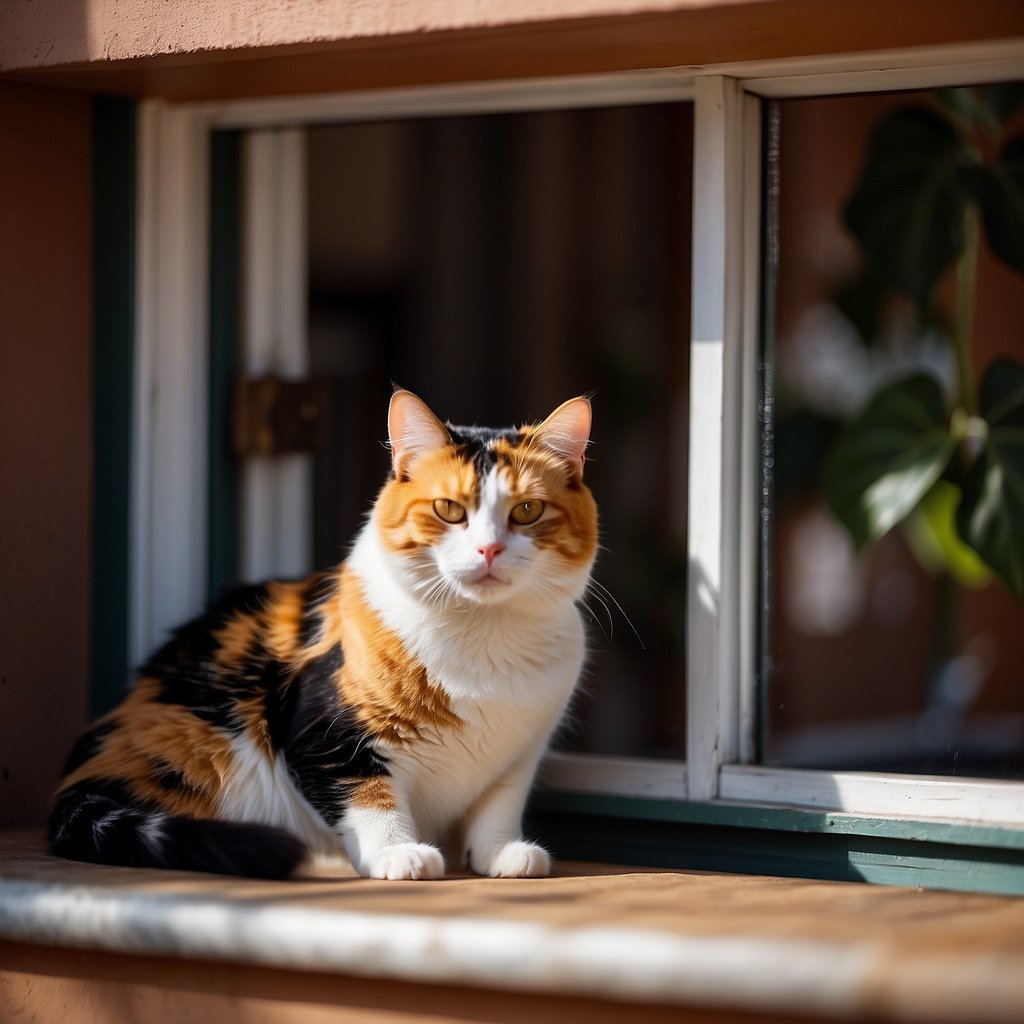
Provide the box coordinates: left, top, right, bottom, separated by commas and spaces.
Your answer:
737, 92, 764, 766
239, 128, 313, 582
132, 101, 210, 666
686, 76, 753, 801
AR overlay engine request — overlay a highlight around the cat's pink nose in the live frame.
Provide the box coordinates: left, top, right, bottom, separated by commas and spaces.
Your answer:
478, 543, 506, 567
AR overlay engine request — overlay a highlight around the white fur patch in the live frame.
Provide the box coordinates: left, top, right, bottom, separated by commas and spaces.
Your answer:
483, 840, 551, 878
337, 804, 445, 879
91, 807, 128, 844
217, 733, 340, 855
138, 813, 168, 856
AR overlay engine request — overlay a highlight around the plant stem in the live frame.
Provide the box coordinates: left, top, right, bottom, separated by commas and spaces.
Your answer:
953, 203, 980, 414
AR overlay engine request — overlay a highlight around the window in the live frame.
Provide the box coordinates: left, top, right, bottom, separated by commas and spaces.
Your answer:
127, 44, 1024, 893
766, 89, 1024, 780
202, 99, 694, 761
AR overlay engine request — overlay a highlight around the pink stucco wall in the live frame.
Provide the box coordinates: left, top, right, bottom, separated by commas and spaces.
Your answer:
1, 0, 755, 71
2, 0, 1022, 102
0, 82, 92, 826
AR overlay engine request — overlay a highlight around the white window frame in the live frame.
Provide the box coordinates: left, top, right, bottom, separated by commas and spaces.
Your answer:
238, 128, 314, 583
131, 37, 1024, 829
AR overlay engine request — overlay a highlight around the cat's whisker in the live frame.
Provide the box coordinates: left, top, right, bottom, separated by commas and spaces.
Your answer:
408, 571, 443, 608
419, 574, 456, 612
343, 730, 377, 768
578, 588, 614, 642
588, 578, 645, 650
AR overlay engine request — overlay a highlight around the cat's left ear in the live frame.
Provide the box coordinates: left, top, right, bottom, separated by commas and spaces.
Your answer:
533, 397, 592, 477
388, 390, 452, 480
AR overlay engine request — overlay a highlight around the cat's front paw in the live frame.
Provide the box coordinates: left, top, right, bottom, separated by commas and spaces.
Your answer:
476, 840, 551, 878
365, 843, 445, 880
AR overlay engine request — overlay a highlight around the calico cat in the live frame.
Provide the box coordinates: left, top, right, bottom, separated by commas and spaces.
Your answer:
50, 390, 597, 881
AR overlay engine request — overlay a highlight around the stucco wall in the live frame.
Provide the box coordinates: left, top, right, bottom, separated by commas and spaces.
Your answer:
0, 82, 92, 826
2, 0, 731, 69
2, 0, 1022, 102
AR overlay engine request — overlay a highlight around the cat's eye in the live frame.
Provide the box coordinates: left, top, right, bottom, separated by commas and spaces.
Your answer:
510, 500, 545, 526
433, 498, 467, 524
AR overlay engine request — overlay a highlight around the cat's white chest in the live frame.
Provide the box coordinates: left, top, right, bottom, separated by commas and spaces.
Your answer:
392, 611, 583, 837
392, 690, 569, 839
347, 522, 587, 839
414, 602, 583, 699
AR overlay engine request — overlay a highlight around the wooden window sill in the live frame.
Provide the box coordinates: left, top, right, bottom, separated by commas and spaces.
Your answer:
1, 829, 1023, 1023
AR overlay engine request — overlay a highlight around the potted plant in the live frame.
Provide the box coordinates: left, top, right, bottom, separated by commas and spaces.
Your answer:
824, 85, 1024, 599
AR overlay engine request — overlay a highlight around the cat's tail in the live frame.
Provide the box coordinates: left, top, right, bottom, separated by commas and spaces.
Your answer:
49, 782, 308, 879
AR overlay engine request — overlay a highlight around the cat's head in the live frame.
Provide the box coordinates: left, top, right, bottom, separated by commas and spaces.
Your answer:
374, 390, 598, 610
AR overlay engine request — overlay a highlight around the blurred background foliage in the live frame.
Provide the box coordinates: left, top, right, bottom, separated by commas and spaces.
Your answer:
806, 86, 1024, 598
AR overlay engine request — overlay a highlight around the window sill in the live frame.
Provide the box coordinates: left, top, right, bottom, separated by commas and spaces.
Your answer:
2, 830, 1023, 1023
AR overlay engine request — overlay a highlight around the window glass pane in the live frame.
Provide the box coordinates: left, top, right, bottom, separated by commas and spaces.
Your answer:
306, 104, 692, 758
765, 86, 1024, 778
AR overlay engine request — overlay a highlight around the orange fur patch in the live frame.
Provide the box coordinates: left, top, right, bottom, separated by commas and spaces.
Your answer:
213, 610, 261, 668
348, 776, 399, 812
335, 566, 462, 744
264, 580, 310, 664
58, 678, 231, 817
497, 438, 598, 568
375, 448, 479, 554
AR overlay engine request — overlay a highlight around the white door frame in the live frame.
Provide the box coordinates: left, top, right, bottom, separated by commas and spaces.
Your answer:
239, 128, 314, 583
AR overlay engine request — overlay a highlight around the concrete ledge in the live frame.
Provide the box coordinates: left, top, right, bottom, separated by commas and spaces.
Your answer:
2, 831, 1023, 1022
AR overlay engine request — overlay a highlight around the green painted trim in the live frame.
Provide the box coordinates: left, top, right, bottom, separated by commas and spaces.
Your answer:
534, 790, 1024, 850
207, 131, 243, 599
529, 793, 1024, 897
90, 97, 137, 717
530, 810, 1024, 897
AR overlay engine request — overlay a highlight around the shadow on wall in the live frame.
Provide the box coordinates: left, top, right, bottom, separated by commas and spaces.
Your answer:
0, 72, 94, 826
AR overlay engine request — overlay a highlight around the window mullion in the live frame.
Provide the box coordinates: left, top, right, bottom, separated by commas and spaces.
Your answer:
239, 128, 313, 582
132, 101, 210, 665
738, 92, 764, 765
686, 76, 749, 800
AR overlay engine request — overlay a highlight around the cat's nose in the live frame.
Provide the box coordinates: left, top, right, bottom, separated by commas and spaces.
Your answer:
478, 543, 506, 568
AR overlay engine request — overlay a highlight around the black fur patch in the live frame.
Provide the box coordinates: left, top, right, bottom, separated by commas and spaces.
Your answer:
52, 573, 400, 876
141, 586, 273, 733
298, 572, 336, 648
61, 720, 117, 776
447, 423, 524, 480
152, 763, 187, 792
49, 779, 306, 879
266, 643, 388, 827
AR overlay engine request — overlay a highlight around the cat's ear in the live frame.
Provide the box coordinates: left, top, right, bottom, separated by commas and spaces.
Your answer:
388, 390, 451, 480
533, 397, 591, 477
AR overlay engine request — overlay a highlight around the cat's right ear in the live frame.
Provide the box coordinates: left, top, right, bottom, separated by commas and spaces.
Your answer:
388, 390, 451, 480
533, 396, 592, 478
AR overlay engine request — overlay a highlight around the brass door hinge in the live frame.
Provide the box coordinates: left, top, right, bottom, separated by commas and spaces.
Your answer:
232, 376, 328, 456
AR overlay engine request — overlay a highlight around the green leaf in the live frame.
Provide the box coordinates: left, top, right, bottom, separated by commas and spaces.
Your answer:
934, 88, 989, 131
824, 373, 959, 550
834, 270, 950, 349
843, 107, 972, 307
903, 480, 993, 587
957, 358, 1024, 599
833, 271, 890, 348
935, 85, 1024, 137
968, 134, 1024, 276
